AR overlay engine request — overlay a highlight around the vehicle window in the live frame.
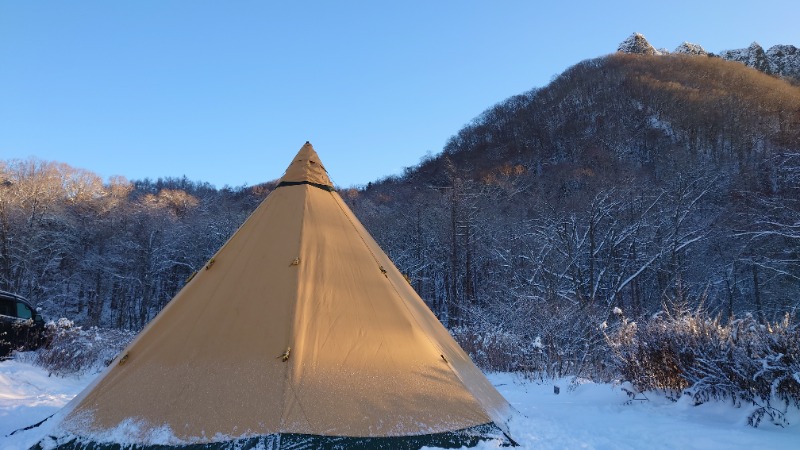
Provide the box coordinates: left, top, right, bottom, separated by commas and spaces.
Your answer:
16, 302, 33, 319
0, 298, 15, 316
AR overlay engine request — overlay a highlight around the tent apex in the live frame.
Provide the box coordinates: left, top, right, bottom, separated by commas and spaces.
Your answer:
278, 141, 333, 188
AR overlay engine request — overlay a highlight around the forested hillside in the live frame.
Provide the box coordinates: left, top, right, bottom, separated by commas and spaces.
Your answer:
347, 53, 800, 372
1, 52, 799, 380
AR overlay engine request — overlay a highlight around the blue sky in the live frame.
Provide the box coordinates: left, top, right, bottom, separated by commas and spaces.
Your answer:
1, 1, 798, 188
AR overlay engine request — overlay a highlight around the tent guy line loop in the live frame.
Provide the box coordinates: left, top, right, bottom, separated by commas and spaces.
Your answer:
118, 353, 129, 366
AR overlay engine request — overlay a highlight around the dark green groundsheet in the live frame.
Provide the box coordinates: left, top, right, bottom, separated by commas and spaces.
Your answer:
35, 422, 516, 449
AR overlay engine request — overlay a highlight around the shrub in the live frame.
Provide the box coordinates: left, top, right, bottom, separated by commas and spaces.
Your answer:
1, 319, 48, 358
28, 318, 136, 377
605, 301, 800, 427
451, 303, 612, 381
451, 326, 532, 372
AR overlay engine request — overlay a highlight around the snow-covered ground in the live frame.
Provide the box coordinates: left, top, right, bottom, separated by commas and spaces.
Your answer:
0, 358, 89, 450
1, 358, 798, 449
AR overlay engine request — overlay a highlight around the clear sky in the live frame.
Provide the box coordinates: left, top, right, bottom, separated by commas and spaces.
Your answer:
1, 1, 798, 189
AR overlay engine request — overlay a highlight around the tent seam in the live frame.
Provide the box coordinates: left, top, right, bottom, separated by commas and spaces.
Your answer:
278, 184, 314, 433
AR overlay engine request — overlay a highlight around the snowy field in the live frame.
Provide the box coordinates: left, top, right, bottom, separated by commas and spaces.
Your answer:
1, 357, 799, 449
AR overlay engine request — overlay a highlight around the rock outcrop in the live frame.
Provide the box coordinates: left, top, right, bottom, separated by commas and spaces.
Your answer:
617, 33, 799, 82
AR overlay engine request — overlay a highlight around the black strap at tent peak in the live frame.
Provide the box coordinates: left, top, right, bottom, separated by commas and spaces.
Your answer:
276, 180, 335, 192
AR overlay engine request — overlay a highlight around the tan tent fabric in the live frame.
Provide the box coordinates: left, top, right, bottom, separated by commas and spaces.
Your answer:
51, 143, 514, 446
278, 141, 332, 187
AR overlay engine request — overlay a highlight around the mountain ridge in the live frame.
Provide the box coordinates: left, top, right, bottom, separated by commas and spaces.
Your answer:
618, 32, 800, 82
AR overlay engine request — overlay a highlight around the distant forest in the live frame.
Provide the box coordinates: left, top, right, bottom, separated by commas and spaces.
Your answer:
0, 167, 270, 329
2, 53, 799, 374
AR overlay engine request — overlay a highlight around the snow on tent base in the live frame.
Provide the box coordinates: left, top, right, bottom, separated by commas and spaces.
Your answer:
35, 423, 512, 449
33, 143, 516, 449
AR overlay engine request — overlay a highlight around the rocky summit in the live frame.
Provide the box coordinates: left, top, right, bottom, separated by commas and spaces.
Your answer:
618, 32, 800, 82
617, 32, 661, 56
674, 42, 708, 56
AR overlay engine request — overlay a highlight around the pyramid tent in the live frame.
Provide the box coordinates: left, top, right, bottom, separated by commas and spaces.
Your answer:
38, 143, 516, 449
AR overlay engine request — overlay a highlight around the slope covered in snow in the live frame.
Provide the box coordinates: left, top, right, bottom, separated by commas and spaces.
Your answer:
765, 44, 800, 79
674, 42, 708, 56
617, 32, 662, 55
718, 42, 772, 74
2, 359, 798, 450
0, 359, 90, 450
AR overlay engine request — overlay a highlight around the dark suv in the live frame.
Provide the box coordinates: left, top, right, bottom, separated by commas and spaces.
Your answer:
0, 290, 47, 358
